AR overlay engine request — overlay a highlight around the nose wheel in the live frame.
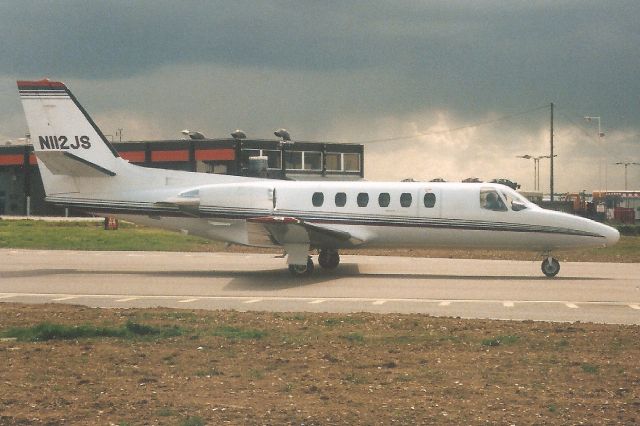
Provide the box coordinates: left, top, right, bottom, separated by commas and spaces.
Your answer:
541, 257, 560, 278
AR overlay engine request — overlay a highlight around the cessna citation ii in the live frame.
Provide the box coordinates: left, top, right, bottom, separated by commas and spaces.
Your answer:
18, 79, 619, 277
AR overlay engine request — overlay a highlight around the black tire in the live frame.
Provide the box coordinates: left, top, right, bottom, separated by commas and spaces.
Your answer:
318, 249, 340, 269
288, 257, 314, 276
541, 257, 560, 278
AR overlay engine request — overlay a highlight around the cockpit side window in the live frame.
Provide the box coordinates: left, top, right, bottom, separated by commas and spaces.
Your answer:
480, 188, 508, 212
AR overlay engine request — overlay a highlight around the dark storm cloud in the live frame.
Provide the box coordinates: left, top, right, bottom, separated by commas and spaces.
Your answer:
1, 1, 639, 191
1, 1, 638, 129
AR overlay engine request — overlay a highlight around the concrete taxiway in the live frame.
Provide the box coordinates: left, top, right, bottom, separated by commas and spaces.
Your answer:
0, 249, 638, 324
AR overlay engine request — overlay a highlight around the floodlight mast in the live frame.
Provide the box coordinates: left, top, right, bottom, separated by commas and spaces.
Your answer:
584, 115, 606, 191
517, 154, 557, 192
614, 161, 640, 191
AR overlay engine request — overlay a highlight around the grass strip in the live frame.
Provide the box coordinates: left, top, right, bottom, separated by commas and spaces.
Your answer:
2, 320, 184, 342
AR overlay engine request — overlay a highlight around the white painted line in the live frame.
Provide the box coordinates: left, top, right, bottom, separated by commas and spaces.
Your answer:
372, 300, 386, 305
51, 296, 78, 301
565, 303, 579, 309
0, 294, 16, 299
178, 298, 199, 303
629, 304, 640, 310
309, 299, 326, 304
503, 301, 514, 308
243, 299, 263, 304
439, 301, 451, 306
116, 297, 138, 302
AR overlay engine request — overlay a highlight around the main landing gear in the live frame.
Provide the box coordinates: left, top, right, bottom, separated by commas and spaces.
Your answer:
288, 249, 341, 276
318, 249, 340, 270
541, 256, 560, 278
288, 256, 314, 276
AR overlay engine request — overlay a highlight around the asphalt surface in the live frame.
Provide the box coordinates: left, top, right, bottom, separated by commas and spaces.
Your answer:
0, 249, 638, 324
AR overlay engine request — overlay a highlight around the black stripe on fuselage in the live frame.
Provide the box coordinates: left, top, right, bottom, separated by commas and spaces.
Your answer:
45, 197, 605, 239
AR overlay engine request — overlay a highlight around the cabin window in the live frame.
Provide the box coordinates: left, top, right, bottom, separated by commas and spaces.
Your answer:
400, 193, 412, 207
480, 188, 508, 212
335, 192, 347, 207
423, 192, 436, 208
378, 192, 390, 207
312, 192, 324, 207
357, 192, 369, 207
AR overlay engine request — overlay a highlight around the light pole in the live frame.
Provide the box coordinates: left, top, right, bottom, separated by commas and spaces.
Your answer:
517, 154, 556, 192
584, 116, 606, 190
614, 162, 640, 191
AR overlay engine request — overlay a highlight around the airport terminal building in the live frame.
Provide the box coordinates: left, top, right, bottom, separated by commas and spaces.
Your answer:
0, 137, 364, 216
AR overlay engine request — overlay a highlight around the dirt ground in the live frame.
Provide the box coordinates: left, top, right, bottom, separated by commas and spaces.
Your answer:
0, 303, 638, 425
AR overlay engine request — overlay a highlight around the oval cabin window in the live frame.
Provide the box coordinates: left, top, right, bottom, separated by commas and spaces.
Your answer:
378, 192, 390, 207
400, 193, 412, 207
335, 192, 347, 207
357, 192, 369, 207
423, 193, 436, 208
312, 192, 324, 207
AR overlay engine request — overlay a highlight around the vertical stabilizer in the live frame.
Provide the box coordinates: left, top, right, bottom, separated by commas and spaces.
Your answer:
18, 79, 124, 193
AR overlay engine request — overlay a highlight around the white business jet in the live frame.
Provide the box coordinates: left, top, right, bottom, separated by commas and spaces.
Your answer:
18, 80, 619, 277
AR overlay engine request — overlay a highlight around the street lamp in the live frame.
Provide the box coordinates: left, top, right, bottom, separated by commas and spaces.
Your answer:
517, 154, 557, 192
584, 116, 606, 190
614, 161, 640, 191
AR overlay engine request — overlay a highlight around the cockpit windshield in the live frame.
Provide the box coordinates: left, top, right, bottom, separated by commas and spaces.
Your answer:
501, 187, 531, 211
481, 187, 531, 212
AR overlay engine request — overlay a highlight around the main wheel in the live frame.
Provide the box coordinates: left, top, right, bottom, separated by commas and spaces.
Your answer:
288, 257, 314, 276
318, 249, 340, 269
541, 257, 560, 278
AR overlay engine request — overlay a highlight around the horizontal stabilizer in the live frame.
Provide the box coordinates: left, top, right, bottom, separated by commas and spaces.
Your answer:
36, 151, 116, 177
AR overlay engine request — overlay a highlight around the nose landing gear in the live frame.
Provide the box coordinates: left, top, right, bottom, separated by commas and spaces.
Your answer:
541, 256, 560, 278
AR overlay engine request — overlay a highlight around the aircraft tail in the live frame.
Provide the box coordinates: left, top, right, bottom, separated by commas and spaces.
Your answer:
17, 79, 126, 195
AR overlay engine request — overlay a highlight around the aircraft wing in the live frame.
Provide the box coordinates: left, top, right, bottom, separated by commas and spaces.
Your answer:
246, 216, 365, 249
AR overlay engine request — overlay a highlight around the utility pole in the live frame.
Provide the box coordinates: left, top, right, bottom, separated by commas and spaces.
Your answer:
550, 103, 554, 202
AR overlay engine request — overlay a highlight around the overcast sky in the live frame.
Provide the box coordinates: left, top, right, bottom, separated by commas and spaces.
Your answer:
1, 1, 638, 192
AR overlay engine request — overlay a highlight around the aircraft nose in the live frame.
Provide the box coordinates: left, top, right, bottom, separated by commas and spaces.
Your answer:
602, 224, 620, 247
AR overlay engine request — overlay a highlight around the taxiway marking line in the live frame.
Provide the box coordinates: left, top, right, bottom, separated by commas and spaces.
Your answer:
243, 299, 263, 304
0, 293, 636, 308
373, 300, 386, 305
51, 296, 78, 301
503, 301, 515, 308
565, 303, 579, 309
116, 297, 138, 302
